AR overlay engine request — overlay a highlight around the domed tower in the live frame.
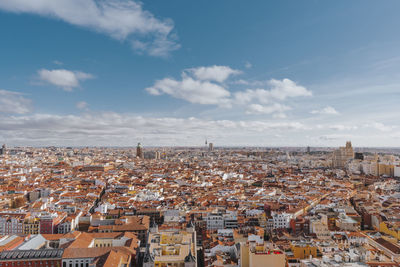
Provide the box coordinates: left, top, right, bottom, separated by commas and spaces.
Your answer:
345, 141, 354, 159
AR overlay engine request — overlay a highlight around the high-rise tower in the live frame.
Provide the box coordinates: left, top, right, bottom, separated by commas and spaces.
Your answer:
332, 141, 354, 168
0, 144, 6, 155
136, 143, 143, 159
209, 142, 214, 151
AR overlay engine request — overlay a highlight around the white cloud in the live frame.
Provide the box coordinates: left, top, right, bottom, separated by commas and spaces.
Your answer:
272, 113, 288, 119
0, 110, 398, 146
231, 79, 266, 86
245, 103, 290, 116
147, 66, 312, 118
233, 89, 266, 105
0, 0, 179, 57
186, 65, 241, 83
0, 90, 32, 114
232, 79, 250, 85
328, 124, 358, 131
319, 134, 356, 141
76, 101, 89, 110
146, 76, 231, 105
146, 66, 237, 106
233, 89, 276, 105
233, 80, 312, 105
38, 69, 94, 91
310, 106, 339, 115
244, 62, 252, 69
0, 112, 307, 146
267, 79, 312, 100
364, 122, 393, 132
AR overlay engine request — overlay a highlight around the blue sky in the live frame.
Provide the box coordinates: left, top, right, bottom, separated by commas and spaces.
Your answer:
1, 0, 400, 147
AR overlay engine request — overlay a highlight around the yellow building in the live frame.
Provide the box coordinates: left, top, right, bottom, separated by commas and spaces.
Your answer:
290, 242, 321, 259
379, 221, 400, 240
240, 241, 286, 267
23, 217, 40, 235
93, 237, 113, 248
378, 163, 394, 176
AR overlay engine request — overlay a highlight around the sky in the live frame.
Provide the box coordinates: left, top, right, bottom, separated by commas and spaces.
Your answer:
1, 0, 400, 147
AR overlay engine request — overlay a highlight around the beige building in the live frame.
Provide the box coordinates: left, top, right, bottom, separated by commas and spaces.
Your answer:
240, 241, 286, 267
310, 220, 330, 240
332, 141, 354, 168
143, 229, 197, 267
378, 163, 394, 176
335, 214, 359, 231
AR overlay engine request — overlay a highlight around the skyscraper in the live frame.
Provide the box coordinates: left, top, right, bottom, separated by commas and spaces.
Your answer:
136, 143, 143, 159
0, 144, 6, 155
209, 142, 214, 151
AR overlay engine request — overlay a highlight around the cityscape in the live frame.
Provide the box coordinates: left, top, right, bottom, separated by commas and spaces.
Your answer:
0, 142, 400, 266
1, 1, 400, 267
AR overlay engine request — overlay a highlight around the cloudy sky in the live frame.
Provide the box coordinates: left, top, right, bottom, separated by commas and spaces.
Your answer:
1, 0, 400, 147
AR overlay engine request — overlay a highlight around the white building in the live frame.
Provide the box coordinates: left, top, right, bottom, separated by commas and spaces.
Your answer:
0, 215, 24, 235
271, 212, 292, 229
57, 218, 75, 234
223, 212, 238, 229
394, 166, 400, 177
205, 213, 224, 230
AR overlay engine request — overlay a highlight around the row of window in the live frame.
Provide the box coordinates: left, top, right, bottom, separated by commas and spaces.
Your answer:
0, 260, 59, 267
62, 263, 88, 267
94, 243, 112, 247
